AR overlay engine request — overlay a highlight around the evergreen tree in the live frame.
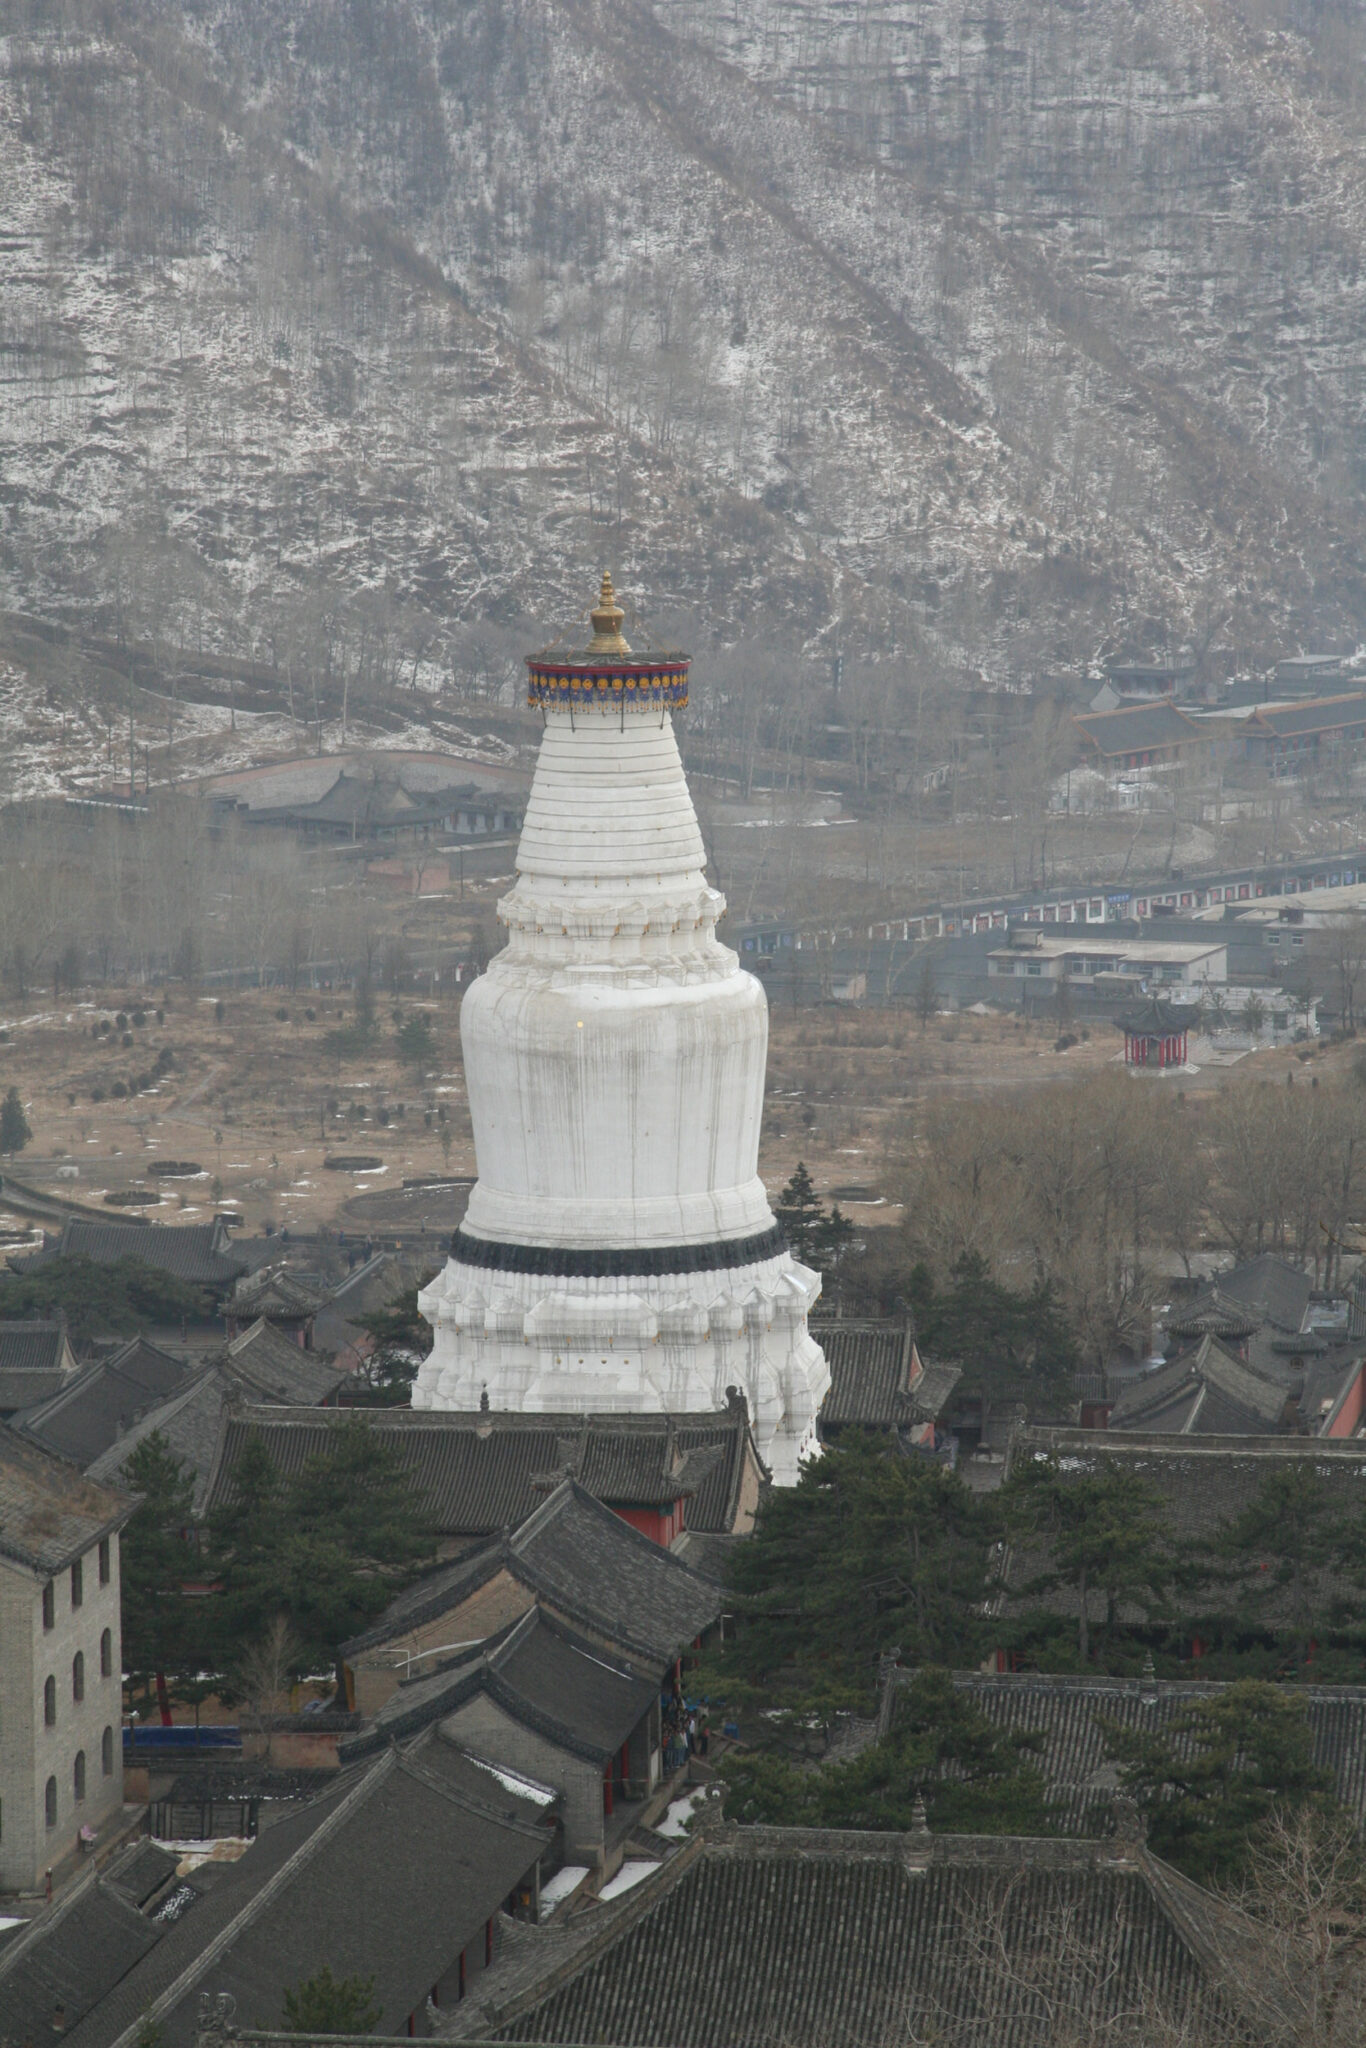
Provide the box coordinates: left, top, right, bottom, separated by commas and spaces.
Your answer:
813, 1204, 856, 1292
720, 1667, 1050, 1836
0, 1255, 208, 1339
352, 1277, 435, 1405
703, 1436, 995, 1737
1103, 1680, 1336, 1884
1004, 1453, 1170, 1664
774, 1161, 824, 1265
211, 1420, 435, 1676
394, 1010, 437, 1074
120, 1433, 210, 1687
208, 1434, 290, 1660
281, 1968, 380, 2035
0, 1086, 31, 1156
910, 1254, 1077, 1381
1219, 1463, 1347, 1662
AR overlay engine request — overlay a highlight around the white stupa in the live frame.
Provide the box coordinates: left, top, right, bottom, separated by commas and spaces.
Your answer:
412, 575, 828, 1481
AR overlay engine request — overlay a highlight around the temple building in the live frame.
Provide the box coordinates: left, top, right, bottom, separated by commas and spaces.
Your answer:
1115, 995, 1190, 1070
413, 577, 829, 1481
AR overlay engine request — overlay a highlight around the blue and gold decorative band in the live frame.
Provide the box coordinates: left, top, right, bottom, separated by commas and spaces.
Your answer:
526, 657, 689, 709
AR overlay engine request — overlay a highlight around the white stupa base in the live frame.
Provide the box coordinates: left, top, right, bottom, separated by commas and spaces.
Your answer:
413, 1248, 829, 1486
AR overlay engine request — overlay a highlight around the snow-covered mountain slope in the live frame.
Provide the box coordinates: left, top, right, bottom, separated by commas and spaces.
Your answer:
2, 0, 1364, 683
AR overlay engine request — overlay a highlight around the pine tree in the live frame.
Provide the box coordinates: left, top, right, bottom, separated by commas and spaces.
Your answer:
703, 1436, 996, 1733
120, 1433, 210, 1687
394, 1010, 437, 1075
0, 1086, 31, 1156
775, 1161, 824, 1265
720, 1667, 1050, 1835
281, 1968, 380, 2035
1004, 1454, 1171, 1665
1103, 1680, 1335, 1884
211, 1419, 435, 1675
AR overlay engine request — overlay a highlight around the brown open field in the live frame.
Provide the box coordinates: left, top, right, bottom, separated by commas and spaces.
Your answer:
0, 988, 476, 1246
2, 978, 1337, 1255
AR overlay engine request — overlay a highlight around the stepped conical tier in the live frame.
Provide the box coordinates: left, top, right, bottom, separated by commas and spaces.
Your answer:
413, 576, 828, 1481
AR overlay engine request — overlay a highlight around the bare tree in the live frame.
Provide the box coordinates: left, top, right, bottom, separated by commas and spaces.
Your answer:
1313, 916, 1366, 1033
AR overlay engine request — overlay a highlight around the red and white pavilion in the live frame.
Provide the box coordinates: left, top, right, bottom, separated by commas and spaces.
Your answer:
1115, 996, 1190, 1070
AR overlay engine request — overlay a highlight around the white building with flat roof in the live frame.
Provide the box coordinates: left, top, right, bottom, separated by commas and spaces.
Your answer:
988, 936, 1228, 986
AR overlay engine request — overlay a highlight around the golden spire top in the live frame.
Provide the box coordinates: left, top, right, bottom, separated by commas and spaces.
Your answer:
586, 571, 631, 656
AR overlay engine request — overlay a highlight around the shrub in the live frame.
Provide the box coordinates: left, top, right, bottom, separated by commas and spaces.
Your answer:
111, 1081, 128, 1098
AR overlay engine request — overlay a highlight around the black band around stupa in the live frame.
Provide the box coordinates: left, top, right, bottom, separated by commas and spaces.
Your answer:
447, 1224, 787, 1278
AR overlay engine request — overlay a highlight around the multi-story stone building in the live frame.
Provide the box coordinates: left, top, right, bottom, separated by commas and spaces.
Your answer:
0, 1430, 133, 1894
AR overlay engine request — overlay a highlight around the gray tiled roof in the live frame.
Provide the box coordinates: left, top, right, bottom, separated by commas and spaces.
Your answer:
1164, 1290, 1261, 1342
59, 1733, 547, 2048
347, 1605, 658, 1765
205, 1406, 755, 1536
342, 1477, 719, 1664
1001, 1428, 1366, 1627
1108, 1336, 1292, 1435
892, 1671, 1366, 1836
217, 1319, 347, 1404
465, 1827, 1263, 2048
85, 1368, 236, 1512
0, 1872, 160, 2044
814, 1321, 960, 1430
0, 1424, 134, 1576
1181, 1255, 1312, 1335
0, 1319, 70, 1373
19, 1218, 247, 1287
1074, 702, 1203, 757
13, 1338, 192, 1467
0, 1365, 72, 1412
1252, 691, 1366, 738
85, 1341, 342, 1513
228, 1265, 329, 1317
102, 1841, 181, 1912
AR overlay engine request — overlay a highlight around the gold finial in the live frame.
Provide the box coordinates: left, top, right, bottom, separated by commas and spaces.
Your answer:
586, 571, 631, 655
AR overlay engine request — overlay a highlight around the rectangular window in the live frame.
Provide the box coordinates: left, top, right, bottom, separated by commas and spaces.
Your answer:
98, 1539, 111, 1586
71, 1559, 83, 1610
42, 1582, 54, 1631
